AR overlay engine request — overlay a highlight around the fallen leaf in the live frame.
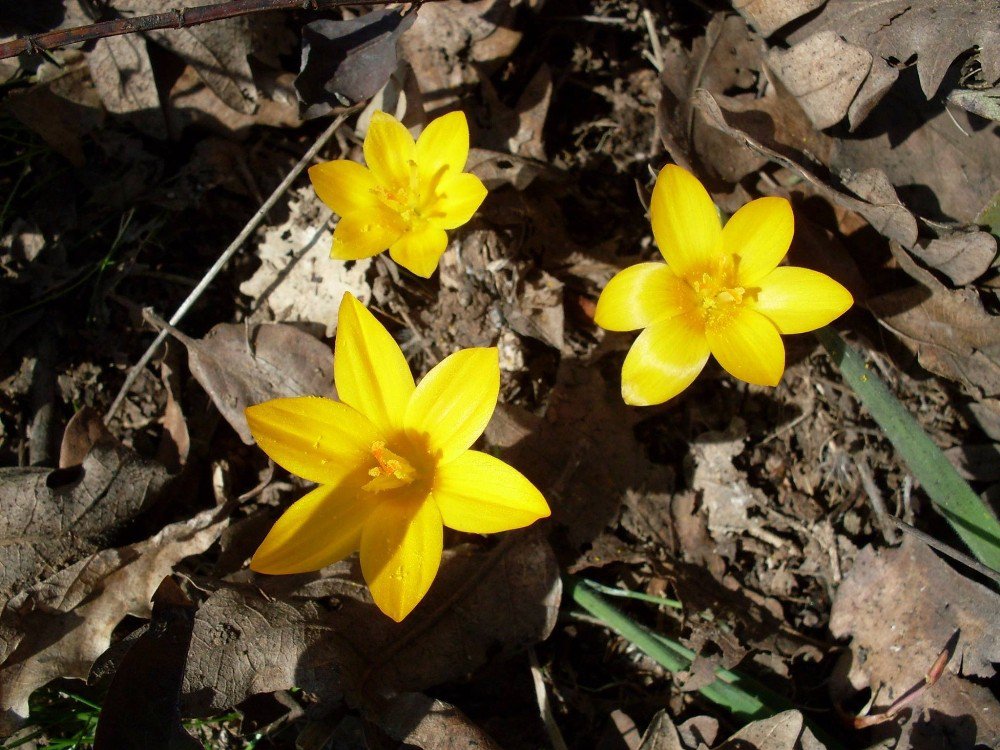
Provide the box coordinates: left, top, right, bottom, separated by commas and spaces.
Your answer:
830, 536, 1000, 747
58, 405, 115, 468
867, 244, 1000, 397
156, 318, 335, 445
87, 34, 165, 137
296, 9, 416, 117
907, 231, 998, 286
637, 710, 683, 750
378, 693, 502, 750
0, 440, 173, 600
766, 31, 871, 130
715, 710, 822, 749
239, 186, 373, 337
0, 505, 227, 733
93, 578, 200, 749
466, 147, 548, 190
787, 0, 1000, 122
948, 85, 1000, 122
180, 534, 560, 716
732, 0, 826, 37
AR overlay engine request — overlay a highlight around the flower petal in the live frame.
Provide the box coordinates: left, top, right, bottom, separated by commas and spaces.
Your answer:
621, 312, 710, 405
360, 492, 443, 621
332, 206, 405, 261
594, 262, 697, 332
388, 224, 449, 278
405, 348, 499, 464
415, 110, 470, 186
706, 308, 785, 387
251, 482, 374, 574
723, 196, 794, 285
427, 171, 487, 230
309, 160, 378, 218
650, 164, 722, 277
245, 397, 383, 485
753, 266, 854, 334
364, 110, 416, 189
334, 294, 415, 436
433, 450, 550, 533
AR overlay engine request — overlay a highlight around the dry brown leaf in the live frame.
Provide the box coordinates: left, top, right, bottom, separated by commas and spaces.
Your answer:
466, 147, 548, 190
399, 0, 521, 112
58, 405, 115, 468
637, 710, 684, 750
239, 186, 373, 337
87, 35, 165, 137
378, 693, 502, 750
830, 536, 1000, 747
715, 710, 823, 750
732, 0, 826, 37
159, 320, 335, 444
0, 506, 227, 734
906, 231, 997, 287
0, 440, 173, 600
867, 245, 1000, 397
787, 0, 1000, 123
180, 534, 559, 716
766, 32, 871, 130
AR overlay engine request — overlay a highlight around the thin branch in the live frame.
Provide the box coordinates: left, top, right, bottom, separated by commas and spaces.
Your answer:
104, 110, 353, 424
0, 0, 434, 61
889, 517, 1000, 585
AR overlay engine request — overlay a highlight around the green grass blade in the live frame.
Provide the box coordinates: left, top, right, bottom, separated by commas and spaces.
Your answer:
816, 327, 1000, 571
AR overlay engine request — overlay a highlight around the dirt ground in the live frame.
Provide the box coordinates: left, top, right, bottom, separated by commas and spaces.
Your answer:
1, 1, 998, 749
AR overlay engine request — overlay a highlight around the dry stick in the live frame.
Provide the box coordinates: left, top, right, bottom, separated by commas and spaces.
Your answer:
0, 0, 440, 61
104, 111, 350, 424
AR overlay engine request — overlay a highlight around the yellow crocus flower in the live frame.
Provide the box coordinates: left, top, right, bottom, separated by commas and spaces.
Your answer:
246, 293, 550, 621
596, 165, 853, 405
308, 110, 487, 278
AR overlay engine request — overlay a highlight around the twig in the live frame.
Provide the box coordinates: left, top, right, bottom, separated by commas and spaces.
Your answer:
529, 648, 569, 750
0, 0, 441, 61
104, 111, 352, 424
890, 517, 1000, 586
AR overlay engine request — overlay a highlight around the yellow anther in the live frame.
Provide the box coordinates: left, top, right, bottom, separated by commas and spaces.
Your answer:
363, 441, 417, 493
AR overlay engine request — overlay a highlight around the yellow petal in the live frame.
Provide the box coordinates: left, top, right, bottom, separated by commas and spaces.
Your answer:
388, 224, 449, 278
706, 308, 785, 387
364, 110, 416, 189
415, 110, 470, 186
245, 397, 382, 485
334, 294, 415, 436
432, 450, 550, 534
650, 164, 722, 277
251, 482, 374, 574
427, 171, 487, 230
332, 206, 405, 260
594, 262, 697, 332
360, 492, 443, 621
404, 348, 499, 464
723, 196, 794, 285
753, 266, 854, 334
309, 160, 378, 218
621, 312, 710, 405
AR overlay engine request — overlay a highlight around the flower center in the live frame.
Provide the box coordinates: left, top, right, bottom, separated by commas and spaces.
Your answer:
362, 440, 417, 492
370, 160, 448, 228
687, 255, 756, 329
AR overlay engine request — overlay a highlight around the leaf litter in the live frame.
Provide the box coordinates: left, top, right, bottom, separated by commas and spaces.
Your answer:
1, 0, 1000, 748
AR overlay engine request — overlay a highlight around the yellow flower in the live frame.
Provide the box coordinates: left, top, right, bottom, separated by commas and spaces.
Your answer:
308, 110, 487, 278
246, 293, 550, 621
595, 165, 853, 406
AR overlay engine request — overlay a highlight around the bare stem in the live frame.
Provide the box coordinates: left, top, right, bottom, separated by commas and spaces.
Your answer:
0, 0, 433, 61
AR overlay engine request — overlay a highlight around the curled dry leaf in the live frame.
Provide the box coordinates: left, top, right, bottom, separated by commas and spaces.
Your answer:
296, 9, 416, 117
156, 318, 335, 445
830, 536, 1000, 748
180, 534, 560, 716
0, 440, 173, 599
786, 0, 1000, 124
0, 505, 228, 734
